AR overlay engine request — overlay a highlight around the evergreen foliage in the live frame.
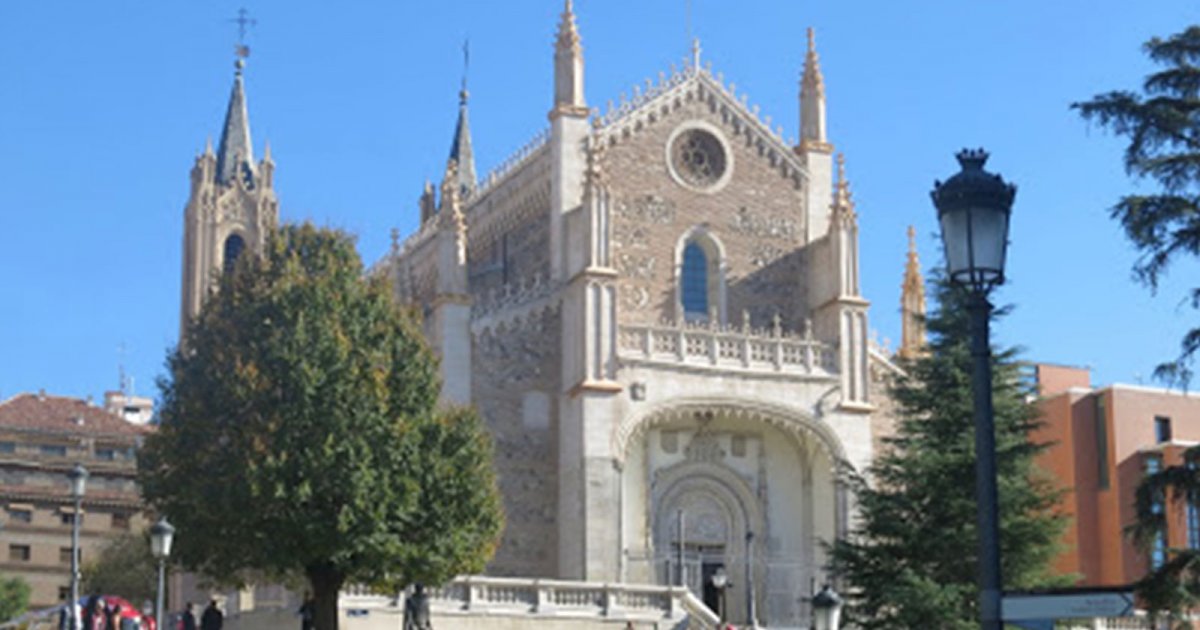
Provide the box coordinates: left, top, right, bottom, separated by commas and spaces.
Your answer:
829, 275, 1067, 629
1074, 25, 1200, 385
1128, 443, 1200, 623
81, 531, 159, 607
0, 575, 30, 623
138, 224, 503, 630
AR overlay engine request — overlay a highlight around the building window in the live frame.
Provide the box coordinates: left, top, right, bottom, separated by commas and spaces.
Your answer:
95, 448, 117, 461
223, 233, 246, 276
1156, 416, 1172, 444
59, 547, 74, 564
9, 545, 30, 562
40, 444, 67, 457
111, 513, 130, 530
1094, 395, 1109, 490
1146, 454, 1167, 569
8, 508, 32, 524
0, 442, 14, 454
681, 242, 708, 319
58, 586, 70, 601
61, 512, 80, 526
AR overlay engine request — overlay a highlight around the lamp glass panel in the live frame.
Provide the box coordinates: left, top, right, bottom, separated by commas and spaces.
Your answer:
967, 206, 1009, 279
938, 209, 971, 278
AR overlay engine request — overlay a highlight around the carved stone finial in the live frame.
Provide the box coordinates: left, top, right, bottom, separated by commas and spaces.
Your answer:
390, 228, 400, 251
742, 309, 751, 333
771, 312, 782, 336
900, 224, 928, 359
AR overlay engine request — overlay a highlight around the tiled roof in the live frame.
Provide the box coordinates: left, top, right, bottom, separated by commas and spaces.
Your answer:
0, 393, 153, 438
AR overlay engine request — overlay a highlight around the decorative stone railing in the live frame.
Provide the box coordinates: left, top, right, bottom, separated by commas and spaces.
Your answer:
617, 320, 837, 377
339, 576, 719, 628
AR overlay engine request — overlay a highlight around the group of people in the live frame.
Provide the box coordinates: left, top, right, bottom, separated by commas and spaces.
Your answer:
177, 600, 223, 630
58, 595, 143, 630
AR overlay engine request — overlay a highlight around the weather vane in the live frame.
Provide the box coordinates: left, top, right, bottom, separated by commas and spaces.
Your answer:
229, 8, 257, 60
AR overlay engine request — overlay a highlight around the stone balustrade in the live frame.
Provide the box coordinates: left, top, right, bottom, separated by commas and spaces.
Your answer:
617, 321, 837, 378
338, 576, 719, 628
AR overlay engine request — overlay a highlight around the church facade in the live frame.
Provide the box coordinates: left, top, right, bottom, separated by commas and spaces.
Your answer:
371, 6, 908, 626
178, 4, 925, 627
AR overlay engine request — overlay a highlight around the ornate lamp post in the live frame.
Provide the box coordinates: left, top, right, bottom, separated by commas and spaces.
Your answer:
811, 584, 843, 630
931, 148, 1016, 630
710, 566, 730, 623
150, 517, 175, 630
67, 464, 88, 630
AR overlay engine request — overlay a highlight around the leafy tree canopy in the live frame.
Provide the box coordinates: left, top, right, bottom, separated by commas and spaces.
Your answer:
829, 275, 1068, 629
138, 223, 503, 630
0, 575, 30, 623
81, 531, 159, 607
1074, 25, 1200, 384
1128, 443, 1200, 623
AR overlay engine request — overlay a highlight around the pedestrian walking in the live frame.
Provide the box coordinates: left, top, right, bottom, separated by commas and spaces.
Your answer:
181, 602, 197, 630
199, 600, 223, 630
298, 593, 315, 630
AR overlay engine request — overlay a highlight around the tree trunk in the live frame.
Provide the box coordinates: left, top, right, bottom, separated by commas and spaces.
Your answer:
307, 564, 345, 630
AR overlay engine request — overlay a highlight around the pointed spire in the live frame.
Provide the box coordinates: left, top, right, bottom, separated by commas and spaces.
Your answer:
204, 136, 214, 157
800, 27, 829, 151
900, 225, 928, 359
215, 59, 256, 186
833, 153, 856, 223
262, 139, 272, 162
552, 0, 587, 115
449, 42, 477, 200
419, 179, 437, 225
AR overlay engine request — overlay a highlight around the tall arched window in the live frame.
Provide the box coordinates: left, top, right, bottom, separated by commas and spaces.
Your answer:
681, 241, 709, 319
223, 234, 245, 276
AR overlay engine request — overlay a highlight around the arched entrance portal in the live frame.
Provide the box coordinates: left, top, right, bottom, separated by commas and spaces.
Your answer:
619, 400, 847, 627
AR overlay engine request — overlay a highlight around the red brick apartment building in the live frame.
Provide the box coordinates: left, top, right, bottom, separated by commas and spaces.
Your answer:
1034, 364, 1200, 586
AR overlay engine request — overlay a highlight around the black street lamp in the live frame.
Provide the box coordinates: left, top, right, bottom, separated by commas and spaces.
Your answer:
150, 517, 175, 630
811, 584, 843, 630
67, 464, 88, 630
931, 148, 1016, 630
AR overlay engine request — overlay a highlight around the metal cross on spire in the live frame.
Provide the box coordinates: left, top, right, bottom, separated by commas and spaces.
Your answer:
229, 8, 257, 60
461, 39, 470, 98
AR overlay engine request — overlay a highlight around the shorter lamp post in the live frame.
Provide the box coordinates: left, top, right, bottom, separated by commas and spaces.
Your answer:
931, 148, 1016, 630
811, 584, 843, 630
710, 566, 730, 623
150, 517, 175, 630
68, 464, 88, 630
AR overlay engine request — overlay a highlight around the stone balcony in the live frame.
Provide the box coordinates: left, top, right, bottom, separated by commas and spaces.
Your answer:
617, 318, 838, 379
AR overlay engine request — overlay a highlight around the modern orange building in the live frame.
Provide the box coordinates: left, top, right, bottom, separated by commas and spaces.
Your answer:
1033, 363, 1200, 587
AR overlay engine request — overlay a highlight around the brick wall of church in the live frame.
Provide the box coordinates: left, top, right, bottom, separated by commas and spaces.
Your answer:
601, 97, 812, 333
471, 305, 562, 577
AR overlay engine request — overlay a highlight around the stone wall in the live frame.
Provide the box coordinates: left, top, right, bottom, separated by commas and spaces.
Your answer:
601, 95, 811, 333
472, 306, 563, 577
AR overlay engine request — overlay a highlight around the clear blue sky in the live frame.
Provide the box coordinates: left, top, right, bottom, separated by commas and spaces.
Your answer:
1, 1, 1197, 402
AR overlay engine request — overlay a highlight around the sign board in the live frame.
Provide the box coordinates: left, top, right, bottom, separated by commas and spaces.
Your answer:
1002, 590, 1134, 621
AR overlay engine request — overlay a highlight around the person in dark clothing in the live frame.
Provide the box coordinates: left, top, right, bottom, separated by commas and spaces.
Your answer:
181, 602, 197, 630
82, 595, 103, 630
298, 593, 315, 630
104, 601, 121, 630
199, 600, 223, 630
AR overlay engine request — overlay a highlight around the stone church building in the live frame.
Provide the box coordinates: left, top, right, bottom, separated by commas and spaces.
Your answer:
178, 3, 926, 627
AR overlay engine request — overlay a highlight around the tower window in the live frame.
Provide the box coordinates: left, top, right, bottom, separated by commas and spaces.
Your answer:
223, 234, 246, 276
681, 242, 708, 318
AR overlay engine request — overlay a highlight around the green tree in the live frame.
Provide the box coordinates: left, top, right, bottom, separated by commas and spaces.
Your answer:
0, 575, 30, 623
1074, 25, 1200, 385
1128, 444, 1200, 624
81, 531, 159, 607
828, 276, 1067, 629
138, 224, 503, 630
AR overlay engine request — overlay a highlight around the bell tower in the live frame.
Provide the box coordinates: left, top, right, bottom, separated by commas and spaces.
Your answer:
179, 52, 278, 337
